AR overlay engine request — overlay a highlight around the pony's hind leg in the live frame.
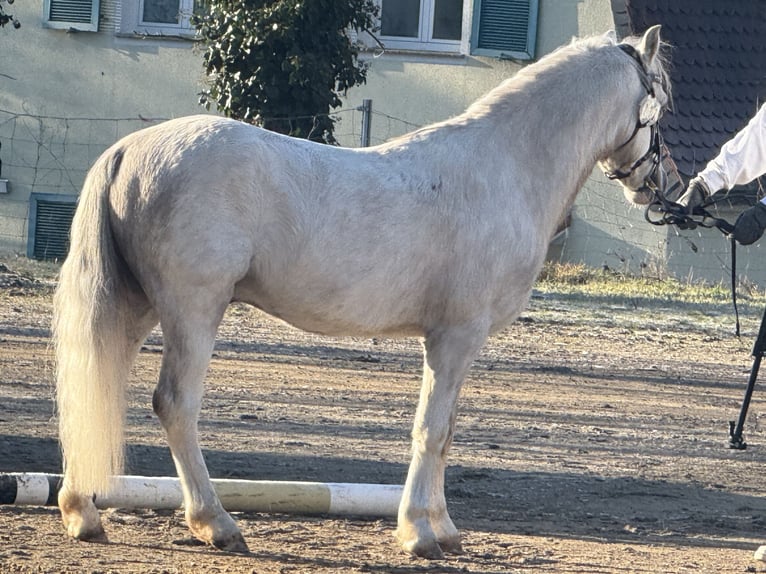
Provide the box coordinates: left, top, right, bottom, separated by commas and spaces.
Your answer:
396, 322, 488, 559
152, 294, 247, 553
58, 488, 106, 542
57, 296, 158, 542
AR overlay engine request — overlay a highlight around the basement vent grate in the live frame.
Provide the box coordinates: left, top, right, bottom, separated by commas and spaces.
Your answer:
27, 193, 78, 261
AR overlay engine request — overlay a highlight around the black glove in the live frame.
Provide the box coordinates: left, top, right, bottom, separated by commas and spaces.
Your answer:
674, 178, 711, 229
734, 202, 766, 245
677, 177, 710, 213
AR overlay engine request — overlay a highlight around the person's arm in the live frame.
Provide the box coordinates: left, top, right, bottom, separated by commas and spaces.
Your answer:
698, 102, 766, 192
678, 103, 766, 242
703, 103, 766, 245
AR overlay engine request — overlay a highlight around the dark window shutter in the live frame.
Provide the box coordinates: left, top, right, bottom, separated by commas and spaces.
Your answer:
27, 194, 78, 261
471, 0, 538, 60
44, 0, 100, 31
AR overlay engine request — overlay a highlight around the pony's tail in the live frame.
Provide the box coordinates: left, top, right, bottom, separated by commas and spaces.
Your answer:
53, 148, 129, 497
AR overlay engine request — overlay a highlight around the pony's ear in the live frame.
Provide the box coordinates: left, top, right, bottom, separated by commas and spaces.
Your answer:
638, 25, 661, 68
603, 29, 617, 44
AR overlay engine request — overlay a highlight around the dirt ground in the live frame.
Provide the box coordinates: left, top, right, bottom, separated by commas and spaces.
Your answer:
5, 260, 766, 573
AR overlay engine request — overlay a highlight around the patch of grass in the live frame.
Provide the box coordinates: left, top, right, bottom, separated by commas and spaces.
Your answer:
536, 262, 764, 308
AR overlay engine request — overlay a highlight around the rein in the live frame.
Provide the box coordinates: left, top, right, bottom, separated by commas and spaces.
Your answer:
645, 194, 735, 234
645, 188, 740, 336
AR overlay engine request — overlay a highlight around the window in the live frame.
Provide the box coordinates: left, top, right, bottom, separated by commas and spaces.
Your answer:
121, 0, 204, 37
471, 0, 538, 60
375, 0, 537, 59
43, 0, 100, 32
379, 0, 465, 52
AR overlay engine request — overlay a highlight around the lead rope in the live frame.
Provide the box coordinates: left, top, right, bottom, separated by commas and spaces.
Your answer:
731, 236, 740, 336
645, 192, 740, 336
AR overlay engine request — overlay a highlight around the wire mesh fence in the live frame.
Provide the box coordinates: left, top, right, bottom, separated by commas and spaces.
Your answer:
0, 103, 409, 256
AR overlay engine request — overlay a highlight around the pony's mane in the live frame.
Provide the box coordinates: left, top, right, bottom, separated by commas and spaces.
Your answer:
466, 31, 670, 117
379, 30, 671, 148
459, 33, 617, 117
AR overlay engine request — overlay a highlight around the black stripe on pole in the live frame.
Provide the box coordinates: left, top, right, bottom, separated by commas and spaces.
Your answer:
46, 474, 62, 506
0, 473, 18, 504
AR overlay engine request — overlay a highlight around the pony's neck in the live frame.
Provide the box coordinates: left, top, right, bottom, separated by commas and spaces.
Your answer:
464, 41, 641, 234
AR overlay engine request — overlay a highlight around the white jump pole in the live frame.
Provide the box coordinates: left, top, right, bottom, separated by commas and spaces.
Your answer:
0, 473, 402, 517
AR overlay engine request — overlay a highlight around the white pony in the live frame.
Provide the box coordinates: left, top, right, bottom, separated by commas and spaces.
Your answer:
53, 26, 670, 559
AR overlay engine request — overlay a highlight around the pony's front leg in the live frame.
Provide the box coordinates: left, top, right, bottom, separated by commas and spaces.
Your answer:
154, 313, 248, 553
397, 323, 487, 559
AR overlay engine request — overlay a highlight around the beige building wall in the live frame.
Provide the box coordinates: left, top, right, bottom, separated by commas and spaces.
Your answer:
0, 0, 209, 254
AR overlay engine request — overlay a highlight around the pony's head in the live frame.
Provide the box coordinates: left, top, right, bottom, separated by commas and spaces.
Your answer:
599, 25, 672, 206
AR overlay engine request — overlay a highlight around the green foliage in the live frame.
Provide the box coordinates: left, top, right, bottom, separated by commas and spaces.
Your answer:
194, 0, 378, 144
0, 0, 20, 29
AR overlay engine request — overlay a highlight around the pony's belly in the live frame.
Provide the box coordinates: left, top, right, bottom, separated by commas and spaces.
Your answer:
233, 284, 427, 338
248, 302, 425, 338
234, 265, 537, 340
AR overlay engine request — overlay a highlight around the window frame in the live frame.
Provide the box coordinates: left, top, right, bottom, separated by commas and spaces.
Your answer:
373, 0, 538, 59
378, 0, 466, 54
120, 0, 199, 38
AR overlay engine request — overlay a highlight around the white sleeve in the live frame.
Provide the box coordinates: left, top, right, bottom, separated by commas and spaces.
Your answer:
699, 102, 766, 192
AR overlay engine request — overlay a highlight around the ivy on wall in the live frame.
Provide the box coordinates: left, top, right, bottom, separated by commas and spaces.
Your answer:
194, 0, 378, 145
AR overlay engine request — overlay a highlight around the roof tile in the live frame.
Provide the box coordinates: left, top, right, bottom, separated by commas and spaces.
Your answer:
613, 0, 766, 177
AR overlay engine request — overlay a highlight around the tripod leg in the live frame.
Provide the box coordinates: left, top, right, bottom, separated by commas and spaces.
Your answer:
730, 356, 762, 449
729, 304, 766, 449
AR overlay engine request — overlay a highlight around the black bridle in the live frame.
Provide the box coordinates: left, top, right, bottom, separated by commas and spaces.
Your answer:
606, 42, 740, 334
603, 122, 663, 194
607, 44, 735, 234
602, 43, 665, 194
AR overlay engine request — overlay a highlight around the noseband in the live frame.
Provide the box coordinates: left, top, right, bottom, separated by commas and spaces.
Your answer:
603, 123, 662, 191
602, 43, 665, 193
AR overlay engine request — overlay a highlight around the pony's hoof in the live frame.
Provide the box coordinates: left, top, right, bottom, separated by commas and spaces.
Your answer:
396, 530, 445, 560
212, 531, 249, 554
59, 490, 107, 542
188, 511, 247, 553
438, 536, 464, 555
63, 515, 108, 543
73, 524, 109, 543
406, 539, 445, 560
